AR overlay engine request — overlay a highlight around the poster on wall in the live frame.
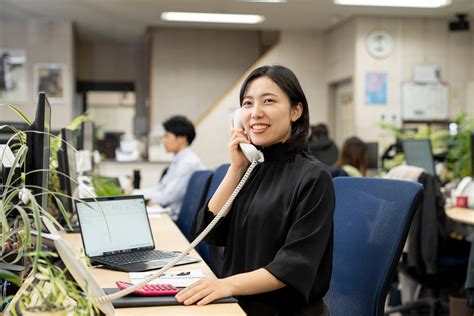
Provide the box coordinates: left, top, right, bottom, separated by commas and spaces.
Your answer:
34, 63, 66, 103
0, 48, 27, 102
365, 72, 387, 105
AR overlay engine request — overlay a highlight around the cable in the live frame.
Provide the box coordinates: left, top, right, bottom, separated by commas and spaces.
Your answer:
97, 159, 260, 303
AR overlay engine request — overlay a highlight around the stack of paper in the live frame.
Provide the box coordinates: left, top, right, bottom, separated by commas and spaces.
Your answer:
129, 270, 205, 287
146, 205, 170, 219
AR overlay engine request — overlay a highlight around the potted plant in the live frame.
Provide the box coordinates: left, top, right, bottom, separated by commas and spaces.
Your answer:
379, 120, 458, 181
0, 103, 100, 315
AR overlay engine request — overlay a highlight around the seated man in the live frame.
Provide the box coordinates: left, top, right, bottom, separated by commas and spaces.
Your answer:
137, 116, 204, 220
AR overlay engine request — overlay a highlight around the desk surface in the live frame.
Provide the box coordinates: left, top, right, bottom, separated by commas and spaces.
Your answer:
61, 215, 244, 315
446, 207, 474, 225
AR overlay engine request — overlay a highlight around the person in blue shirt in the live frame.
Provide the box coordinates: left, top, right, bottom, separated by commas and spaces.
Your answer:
137, 116, 204, 220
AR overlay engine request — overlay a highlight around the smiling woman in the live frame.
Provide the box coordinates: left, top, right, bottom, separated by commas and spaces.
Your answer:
177, 65, 335, 316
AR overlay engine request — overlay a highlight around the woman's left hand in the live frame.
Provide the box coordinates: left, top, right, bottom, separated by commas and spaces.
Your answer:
175, 278, 234, 306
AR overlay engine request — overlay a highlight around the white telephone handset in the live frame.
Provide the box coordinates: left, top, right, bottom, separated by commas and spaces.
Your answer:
233, 108, 264, 163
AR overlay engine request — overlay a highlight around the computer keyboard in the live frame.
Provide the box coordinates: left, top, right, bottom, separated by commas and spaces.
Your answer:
101, 250, 176, 265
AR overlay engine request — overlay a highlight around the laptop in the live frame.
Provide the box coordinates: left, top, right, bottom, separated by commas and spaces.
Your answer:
75, 195, 199, 272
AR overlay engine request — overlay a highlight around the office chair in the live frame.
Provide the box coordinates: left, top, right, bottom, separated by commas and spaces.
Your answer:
205, 164, 230, 201
195, 164, 230, 276
384, 170, 469, 316
329, 166, 349, 178
175, 170, 213, 241
324, 177, 423, 316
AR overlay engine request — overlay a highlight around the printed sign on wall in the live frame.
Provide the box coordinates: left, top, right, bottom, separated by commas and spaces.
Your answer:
365, 72, 387, 105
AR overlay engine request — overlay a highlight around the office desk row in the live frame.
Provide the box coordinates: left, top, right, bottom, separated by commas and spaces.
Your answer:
61, 215, 245, 315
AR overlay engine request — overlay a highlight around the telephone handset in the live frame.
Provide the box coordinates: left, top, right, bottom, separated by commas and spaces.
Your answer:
53, 110, 264, 314
233, 108, 264, 163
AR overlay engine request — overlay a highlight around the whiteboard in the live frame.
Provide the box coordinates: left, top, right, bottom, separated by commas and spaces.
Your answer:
401, 82, 449, 121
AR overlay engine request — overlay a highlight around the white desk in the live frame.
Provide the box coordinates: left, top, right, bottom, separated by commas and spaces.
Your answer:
61, 215, 244, 315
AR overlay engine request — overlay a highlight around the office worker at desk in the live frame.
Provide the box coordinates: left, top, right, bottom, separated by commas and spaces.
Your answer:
334, 136, 368, 177
136, 116, 204, 220
176, 65, 335, 315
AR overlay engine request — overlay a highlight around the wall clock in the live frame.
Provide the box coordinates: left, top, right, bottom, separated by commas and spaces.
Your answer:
366, 30, 393, 59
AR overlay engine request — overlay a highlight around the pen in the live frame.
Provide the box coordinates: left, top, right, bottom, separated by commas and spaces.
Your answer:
176, 272, 190, 276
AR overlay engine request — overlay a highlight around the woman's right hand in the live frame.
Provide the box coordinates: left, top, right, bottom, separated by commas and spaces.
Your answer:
229, 127, 251, 170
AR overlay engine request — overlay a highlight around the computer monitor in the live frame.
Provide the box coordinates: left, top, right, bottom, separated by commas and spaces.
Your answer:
366, 142, 379, 170
25, 92, 52, 211
79, 121, 95, 152
402, 139, 436, 176
57, 128, 78, 214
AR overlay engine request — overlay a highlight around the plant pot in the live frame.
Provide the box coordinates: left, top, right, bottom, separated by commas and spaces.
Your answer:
23, 306, 67, 316
449, 294, 474, 316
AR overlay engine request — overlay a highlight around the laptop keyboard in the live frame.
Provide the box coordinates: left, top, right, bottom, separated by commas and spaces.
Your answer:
99, 250, 177, 265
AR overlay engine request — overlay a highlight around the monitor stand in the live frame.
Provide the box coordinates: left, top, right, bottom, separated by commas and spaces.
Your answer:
64, 224, 81, 234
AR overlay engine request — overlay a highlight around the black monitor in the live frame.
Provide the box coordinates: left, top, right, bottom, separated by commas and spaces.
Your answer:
57, 128, 78, 214
366, 142, 379, 170
25, 92, 52, 211
79, 121, 95, 152
402, 139, 436, 176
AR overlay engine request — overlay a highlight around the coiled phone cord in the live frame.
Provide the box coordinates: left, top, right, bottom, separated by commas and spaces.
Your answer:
97, 159, 259, 303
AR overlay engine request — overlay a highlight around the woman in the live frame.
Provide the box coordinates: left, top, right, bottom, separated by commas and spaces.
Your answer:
335, 136, 368, 177
176, 65, 335, 315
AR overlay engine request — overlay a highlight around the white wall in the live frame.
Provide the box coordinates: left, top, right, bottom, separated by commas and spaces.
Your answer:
193, 31, 325, 168
149, 28, 262, 128
323, 19, 356, 85
0, 18, 74, 129
353, 17, 474, 143
322, 19, 356, 139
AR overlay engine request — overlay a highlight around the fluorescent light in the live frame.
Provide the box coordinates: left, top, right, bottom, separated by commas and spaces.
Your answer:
334, 0, 451, 8
161, 12, 265, 24
240, 0, 286, 2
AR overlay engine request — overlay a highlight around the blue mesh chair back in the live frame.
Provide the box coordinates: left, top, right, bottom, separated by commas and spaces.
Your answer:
206, 164, 230, 200
324, 177, 423, 316
197, 164, 229, 274
175, 170, 213, 241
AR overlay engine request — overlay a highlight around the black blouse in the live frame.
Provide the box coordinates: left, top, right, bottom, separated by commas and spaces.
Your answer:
196, 142, 335, 315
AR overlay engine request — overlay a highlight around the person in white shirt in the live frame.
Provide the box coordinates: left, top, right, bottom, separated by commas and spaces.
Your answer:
138, 116, 204, 220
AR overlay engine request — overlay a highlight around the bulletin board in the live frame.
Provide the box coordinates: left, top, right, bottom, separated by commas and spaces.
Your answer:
401, 82, 449, 121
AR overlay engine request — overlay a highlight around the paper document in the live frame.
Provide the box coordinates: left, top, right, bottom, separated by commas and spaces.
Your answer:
129, 270, 205, 287
146, 205, 170, 219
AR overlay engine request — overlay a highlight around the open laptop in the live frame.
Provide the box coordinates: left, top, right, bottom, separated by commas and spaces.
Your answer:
75, 195, 199, 272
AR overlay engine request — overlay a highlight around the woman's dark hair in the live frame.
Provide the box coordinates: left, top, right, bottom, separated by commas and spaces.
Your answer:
163, 115, 196, 145
239, 65, 310, 153
336, 136, 368, 176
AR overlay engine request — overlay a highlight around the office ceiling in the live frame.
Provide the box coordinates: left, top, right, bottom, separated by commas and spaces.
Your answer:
1, 0, 474, 43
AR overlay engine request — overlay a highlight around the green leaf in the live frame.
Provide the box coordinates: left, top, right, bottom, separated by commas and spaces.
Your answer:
0, 269, 22, 286
0, 103, 32, 125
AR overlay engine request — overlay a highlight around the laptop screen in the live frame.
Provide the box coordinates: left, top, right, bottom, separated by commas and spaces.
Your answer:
76, 196, 155, 257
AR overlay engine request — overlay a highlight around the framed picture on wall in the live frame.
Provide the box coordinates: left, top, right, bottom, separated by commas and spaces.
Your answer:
0, 48, 27, 102
34, 63, 67, 103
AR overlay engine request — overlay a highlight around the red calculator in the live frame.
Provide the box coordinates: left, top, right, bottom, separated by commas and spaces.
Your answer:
116, 281, 180, 296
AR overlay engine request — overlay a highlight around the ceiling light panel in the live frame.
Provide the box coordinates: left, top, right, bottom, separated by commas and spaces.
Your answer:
334, 0, 451, 8
161, 12, 265, 24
